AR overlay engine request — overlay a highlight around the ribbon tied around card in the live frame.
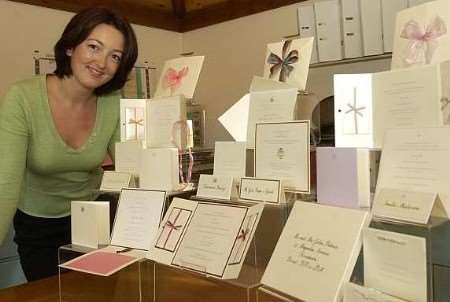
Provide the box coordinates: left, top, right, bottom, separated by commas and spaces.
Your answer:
158, 208, 184, 250
126, 107, 145, 140
171, 120, 194, 187
345, 87, 366, 135
163, 66, 189, 96
400, 16, 447, 66
267, 40, 299, 82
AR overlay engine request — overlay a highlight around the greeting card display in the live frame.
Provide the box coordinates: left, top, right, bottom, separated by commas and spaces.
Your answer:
263, 37, 314, 91
148, 198, 264, 279
154, 56, 205, 99
391, 0, 450, 69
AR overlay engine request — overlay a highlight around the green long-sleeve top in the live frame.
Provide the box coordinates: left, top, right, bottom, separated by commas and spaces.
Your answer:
0, 75, 120, 244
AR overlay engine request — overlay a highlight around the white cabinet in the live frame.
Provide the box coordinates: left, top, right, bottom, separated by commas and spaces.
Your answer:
360, 0, 384, 56
381, 0, 408, 52
297, 5, 319, 63
341, 0, 363, 58
314, 0, 344, 62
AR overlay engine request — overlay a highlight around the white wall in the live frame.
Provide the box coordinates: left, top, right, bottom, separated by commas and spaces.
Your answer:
0, 0, 183, 97
183, 3, 391, 147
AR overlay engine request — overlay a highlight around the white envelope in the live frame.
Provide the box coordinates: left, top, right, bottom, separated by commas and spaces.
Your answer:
218, 94, 250, 142
148, 198, 264, 279
263, 37, 314, 91
261, 202, 370, 302
363, 228, 427, 302
317, 147, 371, 209
115, 141, 142, 177
335, 61, 449, 148
154, 56, 205, 99
139, 148, 179, 191
146, 95, 187, 149
391, 0, 450, 69
120, 99, 147, 142
71, 201, 110, 249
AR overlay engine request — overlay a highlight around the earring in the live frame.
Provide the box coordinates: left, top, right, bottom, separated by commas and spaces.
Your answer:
66, 49, 73, 56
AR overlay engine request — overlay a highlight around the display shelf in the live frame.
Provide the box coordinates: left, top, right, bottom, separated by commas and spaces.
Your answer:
58, 245, 145, 302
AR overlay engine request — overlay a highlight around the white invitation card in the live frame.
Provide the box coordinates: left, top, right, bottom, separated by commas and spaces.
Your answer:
110, 189, 166, 250
115, 141, 142, 176
139, 148, 179, 191
148, 198, 264, 279
196, 174, 237, 201
343, 282, 408, 302
120, 99, 147, 142
247, 89, 297, 148
100, 171, 131, 192
255, 121, 310, 193
213, 141, 246, 178
363, 228, 427, 302
261, 202, 370, 302
375, 127, 450, 214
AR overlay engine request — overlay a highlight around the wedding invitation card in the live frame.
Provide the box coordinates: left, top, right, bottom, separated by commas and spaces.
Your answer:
120, 99, 147, 142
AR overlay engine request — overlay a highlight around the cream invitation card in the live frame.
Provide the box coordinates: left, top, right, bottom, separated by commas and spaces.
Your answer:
255, 121, 310, 193
213, 141, 246, 178
262, 202, 370, 302
343, 283, 408, 302
364, 228, 427, 302
120, 99, 147, 142
99, 171, 131, 192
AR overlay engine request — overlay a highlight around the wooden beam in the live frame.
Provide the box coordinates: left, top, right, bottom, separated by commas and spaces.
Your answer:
8, 0, 182, 32
180, 0, 306, 32
171, 0, 186, 19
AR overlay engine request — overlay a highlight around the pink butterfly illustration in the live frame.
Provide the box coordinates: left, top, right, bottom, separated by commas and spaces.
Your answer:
162, 66, 189, 95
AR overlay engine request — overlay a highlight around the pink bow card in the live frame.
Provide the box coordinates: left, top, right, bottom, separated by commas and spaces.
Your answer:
263, 37, 314, 91
154, 56, 205, 99
120, 99, 147, 142
392, 1, 450, 69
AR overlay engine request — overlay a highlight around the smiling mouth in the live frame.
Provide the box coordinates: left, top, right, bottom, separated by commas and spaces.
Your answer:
87, 66, 105, 78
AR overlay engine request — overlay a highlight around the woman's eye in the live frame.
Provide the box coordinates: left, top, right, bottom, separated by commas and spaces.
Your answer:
87, 44, 99, 51
111, 54, 122, 63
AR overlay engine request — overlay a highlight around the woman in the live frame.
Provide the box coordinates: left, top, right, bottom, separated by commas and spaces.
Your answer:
0, 7, 138, 281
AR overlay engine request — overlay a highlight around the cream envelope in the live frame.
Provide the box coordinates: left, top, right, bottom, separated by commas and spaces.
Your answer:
391, 0, 450, 69
147, 198, 264, 279
261, 202, 370, 302
249, 76, 297, 92
263, 37, 314, 91
115, 141, 142, 177
343, 282, 408, 302
247, 89, 298, 149
71, 201, 110, 249
154, 56, 205, 99
146, 95, 187, 149
139, 148, 179, 191
218, 94, 250, 142
120, 99, 147, 142
363, 228, 427, 302
335, 62, 449, 148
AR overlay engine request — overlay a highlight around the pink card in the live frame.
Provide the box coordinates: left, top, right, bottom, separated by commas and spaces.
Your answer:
60, 250, 139, 276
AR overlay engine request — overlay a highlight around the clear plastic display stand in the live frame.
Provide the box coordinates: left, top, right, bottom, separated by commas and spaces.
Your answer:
144, 201, 293, 302
370, 216, 450, 302
58, 244, 145, 302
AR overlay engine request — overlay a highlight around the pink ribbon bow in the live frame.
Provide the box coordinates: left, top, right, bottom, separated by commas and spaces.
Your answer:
162, 66, 189, 95
237, 228, 249, 241
400, 16, 447, 66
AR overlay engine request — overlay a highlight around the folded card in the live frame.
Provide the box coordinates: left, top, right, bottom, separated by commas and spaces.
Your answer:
154, 56, 205, 99
317, 147, 371, 209
115, 141, 142, 177
146, 95, 187, 149
148, 198, 264, 279
391, 0, 450, 69
263, 37, 314, 91
99, 171, 132, 193
71, 201, 110, 249
239, 177, 285, 204
120, 99, 147, 142
261, 202, 370, 302
139, 148, 179, 191
196, 174, 237, 201
335, 61, 450, 148
343, 282, 408, 302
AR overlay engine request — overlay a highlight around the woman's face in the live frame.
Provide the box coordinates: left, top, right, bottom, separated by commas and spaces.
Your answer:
67, 23, 125, 91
